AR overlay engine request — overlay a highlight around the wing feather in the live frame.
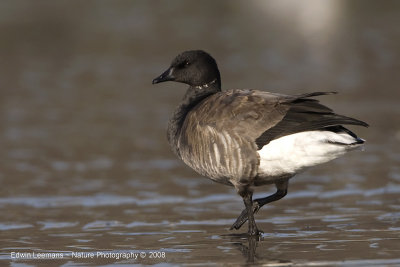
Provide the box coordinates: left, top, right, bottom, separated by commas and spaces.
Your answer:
255, 92, 368, 149
178, 89, 368, 181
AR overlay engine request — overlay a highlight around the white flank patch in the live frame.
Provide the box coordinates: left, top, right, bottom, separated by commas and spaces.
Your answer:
257, 130, 363, 177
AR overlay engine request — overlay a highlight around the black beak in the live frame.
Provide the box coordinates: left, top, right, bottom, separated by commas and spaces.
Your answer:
152, 67, 174, 84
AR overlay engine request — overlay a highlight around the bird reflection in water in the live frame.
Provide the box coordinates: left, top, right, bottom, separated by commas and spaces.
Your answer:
225, 233, 292, 265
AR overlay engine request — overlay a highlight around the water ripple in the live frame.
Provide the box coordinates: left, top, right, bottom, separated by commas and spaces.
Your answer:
0, 223, 33, 231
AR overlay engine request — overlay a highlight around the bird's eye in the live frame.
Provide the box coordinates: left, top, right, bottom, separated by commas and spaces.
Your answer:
177, 60, 190, 69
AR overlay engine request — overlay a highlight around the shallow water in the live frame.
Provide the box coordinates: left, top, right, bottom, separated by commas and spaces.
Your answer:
1, 1, 400, 266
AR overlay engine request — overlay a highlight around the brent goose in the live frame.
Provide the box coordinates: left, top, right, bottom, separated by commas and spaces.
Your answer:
152, 50, 368, 235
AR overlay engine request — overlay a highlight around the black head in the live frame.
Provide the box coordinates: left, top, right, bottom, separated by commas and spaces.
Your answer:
152, 50, 221, 89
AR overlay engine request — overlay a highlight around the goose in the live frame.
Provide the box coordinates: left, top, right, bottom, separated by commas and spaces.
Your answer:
152, 50, 368, 236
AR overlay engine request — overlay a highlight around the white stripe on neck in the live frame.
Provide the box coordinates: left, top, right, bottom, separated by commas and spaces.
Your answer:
195, 79, 217, 89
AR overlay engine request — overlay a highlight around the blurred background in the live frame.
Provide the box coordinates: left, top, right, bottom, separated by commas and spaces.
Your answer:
0, 0, 399, 265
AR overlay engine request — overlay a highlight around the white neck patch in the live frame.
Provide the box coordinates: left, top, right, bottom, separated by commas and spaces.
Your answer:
195, 79, 217, 89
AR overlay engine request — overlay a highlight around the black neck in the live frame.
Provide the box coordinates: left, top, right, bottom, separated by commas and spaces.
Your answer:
167, 82, 220, 157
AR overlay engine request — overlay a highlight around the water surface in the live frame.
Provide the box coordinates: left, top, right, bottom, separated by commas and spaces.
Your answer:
1, 1, 399, 265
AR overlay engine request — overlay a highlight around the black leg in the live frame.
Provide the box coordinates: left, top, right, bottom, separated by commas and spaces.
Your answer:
242, 191, 261, 236
231, 181, 288, 230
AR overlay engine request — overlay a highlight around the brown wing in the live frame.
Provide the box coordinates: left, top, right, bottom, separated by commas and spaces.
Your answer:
177, 90, 368, 185
177, 89, 291, 185
190, 89, 292, 140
